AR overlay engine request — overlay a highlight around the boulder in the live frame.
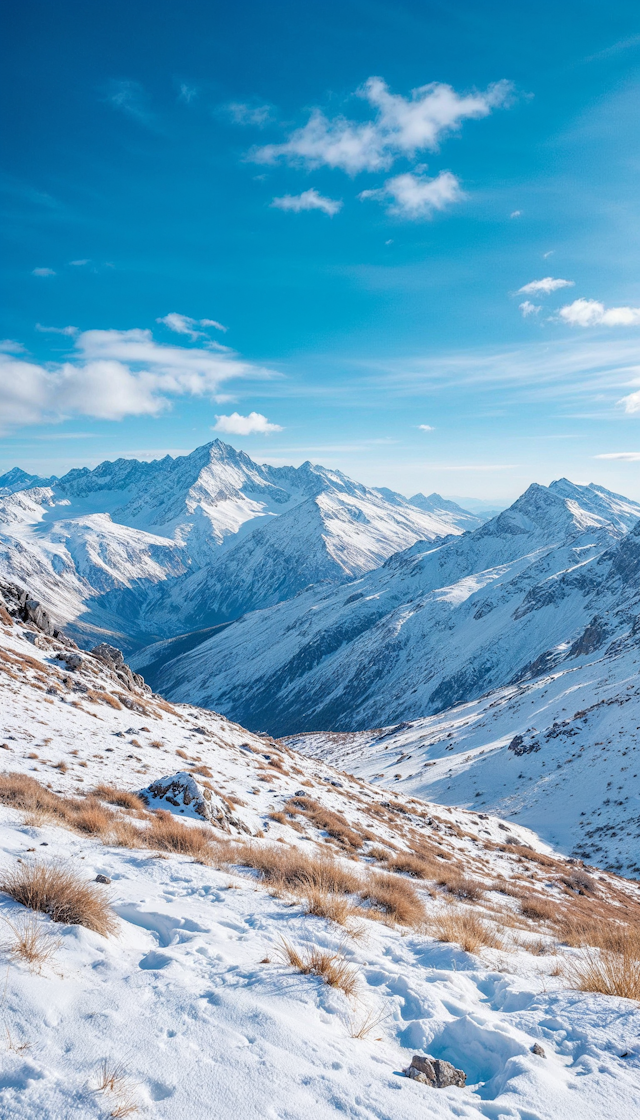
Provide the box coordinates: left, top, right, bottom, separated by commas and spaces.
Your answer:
91, 643, 151, 694
405, 1054, 466, 1088
138, 772, 251, 834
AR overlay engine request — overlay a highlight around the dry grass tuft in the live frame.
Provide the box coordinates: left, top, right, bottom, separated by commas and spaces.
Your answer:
146, 811, 212, 861
94, 785, 146, 811
0, 861, 117, 936
294, 799, 364, 849
347, 1005, 388, 1040
277, 938, 359, 998
567, 945, 640, 1001
360, 871, 425, 928
214, 841, 361, 897
94, 1059, 139, 1117
379, 850, 438, 880
519, 894, 558, 923
0, 912, 60, 970
558, 917, 640, 958
438, 872, 484, 901
431, 908, 503, 954
303, 885, 362, 928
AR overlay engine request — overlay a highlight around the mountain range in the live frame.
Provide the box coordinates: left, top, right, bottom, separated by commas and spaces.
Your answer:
145, 477, 640, 736
0, 441, 478, 651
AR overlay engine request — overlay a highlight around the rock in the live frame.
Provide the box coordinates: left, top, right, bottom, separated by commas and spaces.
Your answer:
405, 1054, 466, 1088
531, 1043, 546, 1057
138, 772, 251, 834
95, 874, 111, 884
55, 651, 83, 671
90, 643, 152, 694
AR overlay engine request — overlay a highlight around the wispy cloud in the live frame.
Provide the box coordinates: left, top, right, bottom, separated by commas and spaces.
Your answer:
595, 451, 640, 460
0, 328, 272, 431
271, 189, 342, 216
518, 277, 574, 294
104, 79, 154, 127
213, 411, 282, 434
35, 324, 78, 336
226, 102, 272, 127
360, 170, 462, 219
519, 300, 541, 317
156, 313, 228, 339
178, 84, 198, 104
69, 259, 89, 267
560, 298, 640, 327
252, 76, 512, 174
418, 424, 434, 431
510, 210, 521, 218
32, 267, 55, 277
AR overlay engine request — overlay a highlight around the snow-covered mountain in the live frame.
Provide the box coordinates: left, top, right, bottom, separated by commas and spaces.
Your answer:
150, 479, 640, 736
407, 492, 485, 530
0, 466, 56, 495
2, 587, 640, 1120
0, 440, 466, 649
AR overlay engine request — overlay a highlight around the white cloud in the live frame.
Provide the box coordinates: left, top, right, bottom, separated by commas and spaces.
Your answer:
510, 210, 521, 218
0, 328, 270, 431
543, 250, 554, 259
178, 84, 197, 104
35, 323, 78, 336
227, 102, 272, 127
69, 259, 89, 266
518, 277, 574, 295
105, 79, 153, 127
213, 411, 282, 434
418, 424, 434, 431
519, 301, 541, 317
595, 451, 640, 460
252, 76, 512, 174
271, 189, 342, 216
32, 267, 55, 277
359, 170, 462, 219
157, 313, 228, 339
559, 298, 640, 327
618, 390, 640, 413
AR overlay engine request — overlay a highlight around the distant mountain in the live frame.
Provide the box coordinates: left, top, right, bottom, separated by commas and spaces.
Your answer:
407, 492, 484, 530
0, 466, 57, 494
0, 440, 464, 649
150, 478, 640, 735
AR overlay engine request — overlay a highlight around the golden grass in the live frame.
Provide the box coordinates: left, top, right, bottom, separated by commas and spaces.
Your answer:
145, 811, 213, 861
0, 912, 60, 970
557, 917, 640, 957
0, 861, 117, 936
93, 785, 146, 811
439, 873, 484, 901
277, 938, 359, 998
431, 908, 503, 954
293, 798, 364, 849
94, 1059, 139, 1117
519, 894, 559, 922
567, 946, 640, 1001
214, 841, 362, 896
378, 850, 438, 880
303, 884, 363, 928
360, 871, 425, 928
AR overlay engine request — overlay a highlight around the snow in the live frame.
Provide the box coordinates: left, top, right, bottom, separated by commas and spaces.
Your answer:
1, 610, 640, 1118
152, 478, 640, 737
0, 441, 467, 652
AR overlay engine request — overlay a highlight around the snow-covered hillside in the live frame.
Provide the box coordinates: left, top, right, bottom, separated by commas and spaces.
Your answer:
287, 639, 640, 877
151, 479, 640, 735
0, 441, 467, 650
1, 587, 640, 1119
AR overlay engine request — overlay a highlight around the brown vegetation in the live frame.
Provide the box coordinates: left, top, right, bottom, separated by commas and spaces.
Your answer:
360, 871, 425, 928
0, 861, 117, 936
0, 912, 60, 969
277, 938, 359, 998
431, 909, 503, 954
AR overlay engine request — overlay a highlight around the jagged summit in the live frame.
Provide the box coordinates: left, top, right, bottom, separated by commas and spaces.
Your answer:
0, 441, 469, 649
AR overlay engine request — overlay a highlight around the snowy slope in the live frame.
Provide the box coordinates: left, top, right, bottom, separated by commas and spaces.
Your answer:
287, 639, 640, 876
1, 597, 640, 1119
0, 441, 462, 650
152, 479, 640, 735
407, 492, 485, 531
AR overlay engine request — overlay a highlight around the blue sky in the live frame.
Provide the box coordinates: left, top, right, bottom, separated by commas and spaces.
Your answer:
3, 1, 640, 501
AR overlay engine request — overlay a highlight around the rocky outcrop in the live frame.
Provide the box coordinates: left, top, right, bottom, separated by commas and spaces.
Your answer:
90, 643, 151, 694
138, 771, 251, 834
0, 579, 74, 645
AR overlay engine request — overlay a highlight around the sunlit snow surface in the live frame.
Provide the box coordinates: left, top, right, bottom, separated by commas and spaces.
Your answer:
0, 622, 640, 1118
